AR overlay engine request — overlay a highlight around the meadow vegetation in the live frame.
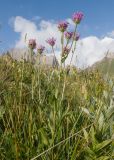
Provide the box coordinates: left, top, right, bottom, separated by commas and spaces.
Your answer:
0, 11, 114, 160
0, 55, 114, 160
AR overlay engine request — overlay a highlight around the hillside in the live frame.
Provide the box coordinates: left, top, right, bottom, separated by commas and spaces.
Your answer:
91, 55, 114, 76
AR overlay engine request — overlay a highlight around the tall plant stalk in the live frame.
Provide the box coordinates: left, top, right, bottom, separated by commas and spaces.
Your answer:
69, 24, 77, 66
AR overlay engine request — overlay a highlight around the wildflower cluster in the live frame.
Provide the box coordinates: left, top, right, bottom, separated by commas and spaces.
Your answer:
58, 12, 83, 64
28, 39, 45, 56
28, 11, 84, 65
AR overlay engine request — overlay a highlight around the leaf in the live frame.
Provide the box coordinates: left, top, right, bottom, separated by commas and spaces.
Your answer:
70, 138, 80, 160
106, 105, 114, 120
39, 128, 49, 146
48, 119, 54, 138
55, 89, 59, 99
90, 126, 98, 148
97, 156, 110, 160
103, 90, 108, 98
0, 106, 5, 119
83, 128, 89, 142
61, 54, 68, 63
95, 139, 112, 152
98, 112, 104, 131
84, 147, 96, 158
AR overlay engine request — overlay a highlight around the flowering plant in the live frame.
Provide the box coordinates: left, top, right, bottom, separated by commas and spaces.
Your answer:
46, 37, 56, 47
28, 39, 36, 49
72, 12, 84, 24
28, 11, 84, 66
58, 21, 69, 32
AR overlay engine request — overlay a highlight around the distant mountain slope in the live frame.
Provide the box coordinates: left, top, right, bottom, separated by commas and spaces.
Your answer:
91, 55, 114, 76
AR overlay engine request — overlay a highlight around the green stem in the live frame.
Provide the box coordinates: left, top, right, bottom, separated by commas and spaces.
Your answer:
52, 46, 56, 68
30, 48, 34, 64
70, 41, 77, 66
70, 24, 77, 52
69, 24, 78, 66
61, 32, 64, 67
52, 46, 55, 57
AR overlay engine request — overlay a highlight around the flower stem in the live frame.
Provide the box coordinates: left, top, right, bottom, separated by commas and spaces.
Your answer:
52, 46, 56, 68
70, 41, 77, 66
52, 46, 55, 57
69, 24, 77, 65
61, 32, 64, 67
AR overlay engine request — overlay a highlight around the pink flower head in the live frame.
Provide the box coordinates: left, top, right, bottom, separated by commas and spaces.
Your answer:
46, 37, 56, 47
65, 31, 73, 40
73, 33, 80, 41
62, 47, 70, 56
72, 12, 84, 24
37, 45, 45, 54
58, 21, 69, 32
28, 39, 36, 49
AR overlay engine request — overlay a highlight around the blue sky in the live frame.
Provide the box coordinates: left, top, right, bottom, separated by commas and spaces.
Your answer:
0, 0, 114, 52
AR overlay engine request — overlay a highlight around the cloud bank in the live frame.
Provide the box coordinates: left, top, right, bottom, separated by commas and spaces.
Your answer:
12, 16, 114, 68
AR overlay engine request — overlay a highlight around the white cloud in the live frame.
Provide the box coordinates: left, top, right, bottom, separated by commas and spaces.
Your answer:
13, 16, 61, 50
75, 36, 114, 68
12, 16, 114, 68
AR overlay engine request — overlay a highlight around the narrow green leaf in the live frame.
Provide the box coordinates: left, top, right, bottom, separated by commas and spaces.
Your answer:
95, 139, 112, 152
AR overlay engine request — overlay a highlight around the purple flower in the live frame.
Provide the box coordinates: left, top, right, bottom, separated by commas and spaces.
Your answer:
73, 33, 80, 41
58, 21, 69, 32
28, 39, 36, 49
62, 47, 70, 56
46, 37, 56, 47
65, 31, 73, 40
72, 12, 84, 24
37, 45, 45, 54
